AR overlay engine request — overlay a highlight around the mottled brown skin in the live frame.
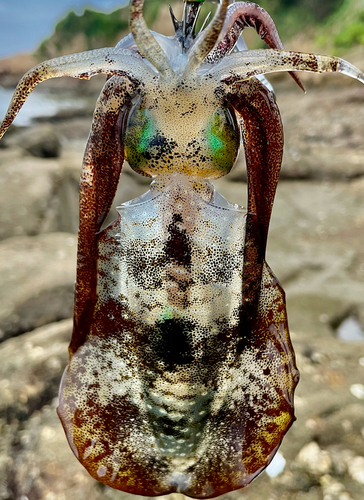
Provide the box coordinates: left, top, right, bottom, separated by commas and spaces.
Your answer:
56, 5, 299, 498
228, 79, 284, 326
70, 76, 138, 354
57, 70, 299, 496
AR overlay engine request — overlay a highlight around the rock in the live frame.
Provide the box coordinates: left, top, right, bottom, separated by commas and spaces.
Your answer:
0, 233, 77, 341
0, 144, 151, 240
346, 456, 364, 485
0, 319, 71, 421
9, 125, 62, 158
295, 442, 332, 476
0, 53, 38, 88
320, 475, 353, 500
0, 320, 71, 499
0, 150, 69, 239
278, 84, 364, 181
228, 85, 364, 182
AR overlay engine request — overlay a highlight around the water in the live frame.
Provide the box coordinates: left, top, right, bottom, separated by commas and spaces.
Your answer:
0, 0, 128, 59
0, 86, 86, 126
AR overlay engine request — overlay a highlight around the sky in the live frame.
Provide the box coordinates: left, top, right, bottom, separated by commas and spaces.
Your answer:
0, 0, 129, 59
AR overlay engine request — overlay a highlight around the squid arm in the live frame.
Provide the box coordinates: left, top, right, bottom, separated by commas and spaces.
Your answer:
130, 0, 175, 78
70, 76, 138, 355
205, 1, 304, 91
213, 49, 364, 85
220, 49, 363, 318
227, 77, 283, 325
182, 0, 230, 76
0, 48, 151, 140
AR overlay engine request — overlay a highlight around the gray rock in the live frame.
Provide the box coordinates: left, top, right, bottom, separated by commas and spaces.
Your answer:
295, 442, 332, 476
0, 150, 68, 239
0, 233, 77, 341
0, 142, 151, 240
228, 85, 364, 182
10, 125, 62, 158
0, 319, 71, 421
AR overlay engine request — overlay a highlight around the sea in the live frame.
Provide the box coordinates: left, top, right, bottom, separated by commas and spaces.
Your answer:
0, 86, 86, 126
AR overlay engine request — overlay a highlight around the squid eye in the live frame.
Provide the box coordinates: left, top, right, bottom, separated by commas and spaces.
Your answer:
135, 109, 156, 156
124, 103, 174, 176
124, 104, 157, 169
206, 107, 240, 175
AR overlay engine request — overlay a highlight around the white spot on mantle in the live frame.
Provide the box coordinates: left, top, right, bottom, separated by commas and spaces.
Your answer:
97, 465, 107, 477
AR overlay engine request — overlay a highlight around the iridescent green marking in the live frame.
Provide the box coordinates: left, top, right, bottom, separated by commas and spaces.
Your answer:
136, 109, 155, 155
125, 105, 157, 172
161, 307, 174, 321
206, 107, 240, 174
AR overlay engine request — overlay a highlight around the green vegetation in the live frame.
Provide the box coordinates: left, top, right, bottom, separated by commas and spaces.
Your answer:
36, 8, 128, 59
334, 22, 364, 48
35, 0, 364, 60
326, 0, 364, 51
35, 0, 173, 59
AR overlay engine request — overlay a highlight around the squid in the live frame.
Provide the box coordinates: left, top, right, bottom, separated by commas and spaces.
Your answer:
1, 0, 363, 497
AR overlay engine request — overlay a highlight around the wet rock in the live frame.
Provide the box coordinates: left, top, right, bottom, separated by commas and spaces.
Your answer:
0, 233, 77, 341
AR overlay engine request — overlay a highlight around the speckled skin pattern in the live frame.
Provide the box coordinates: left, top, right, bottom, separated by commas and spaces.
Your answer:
58, 65, 299, 496
1, 0, 363, 498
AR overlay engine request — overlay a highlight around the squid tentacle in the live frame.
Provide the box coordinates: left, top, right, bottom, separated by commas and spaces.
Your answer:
213, 49, 364, 85
227, 78, 283, 310
0, 48, 149, 140
182, 0, 230, 77
205, 1, 304, 91
70, 76, 136, 355
130, 0, 175, 78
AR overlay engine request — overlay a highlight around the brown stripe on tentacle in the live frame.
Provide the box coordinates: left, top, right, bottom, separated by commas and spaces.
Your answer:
205, 2, 304, 91
227, 78, 283, 317
70, 76, 137, 355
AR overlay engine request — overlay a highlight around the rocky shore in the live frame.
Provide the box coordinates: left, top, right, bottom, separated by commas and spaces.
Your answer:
0, 73, 363, 500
